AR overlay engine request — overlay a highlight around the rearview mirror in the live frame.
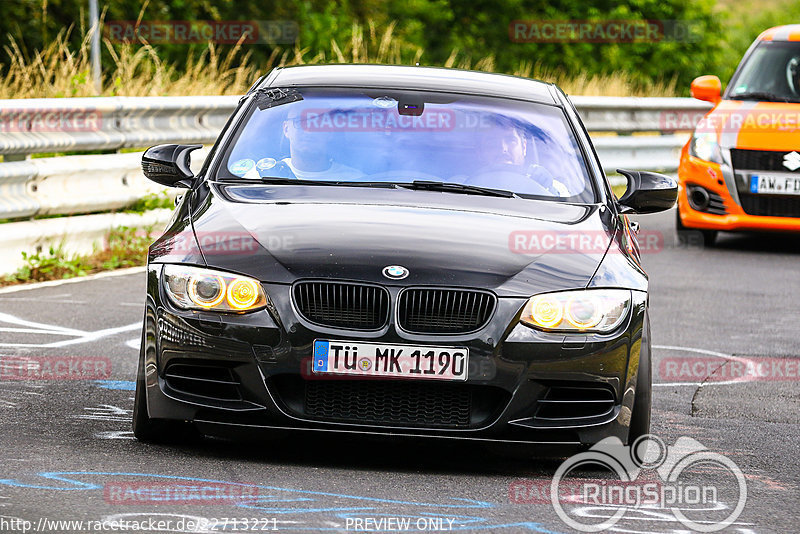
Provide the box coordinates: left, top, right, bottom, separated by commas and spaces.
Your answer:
690, 75, 721, 104
616, 169, 677, 214
141, 144, 202, 188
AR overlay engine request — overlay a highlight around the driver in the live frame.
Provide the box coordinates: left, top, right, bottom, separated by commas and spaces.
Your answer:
787, 56, 800, 96
473, 117, 569, 196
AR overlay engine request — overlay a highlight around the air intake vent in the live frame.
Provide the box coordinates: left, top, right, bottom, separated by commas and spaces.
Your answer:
738, 193, 800, 217
293, 281, 390, 330
304, 380, 472, 427
535, 386, 615, 421
164, 363, 242, 402
398, 288, 495, 334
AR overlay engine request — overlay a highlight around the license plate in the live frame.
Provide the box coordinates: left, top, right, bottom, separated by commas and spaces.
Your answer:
749, 174, 800, 195
312, 340, 468, 381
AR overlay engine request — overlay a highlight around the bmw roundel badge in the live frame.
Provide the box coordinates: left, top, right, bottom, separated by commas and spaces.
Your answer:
382, 265, 409, 280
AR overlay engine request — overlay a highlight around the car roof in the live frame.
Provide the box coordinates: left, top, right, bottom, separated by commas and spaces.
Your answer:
260, 64, 558, 105
758, 25, 800, 42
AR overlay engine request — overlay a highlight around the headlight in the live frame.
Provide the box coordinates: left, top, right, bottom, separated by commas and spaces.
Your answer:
689, 132, 722, 164
162, 265, 267, 313
521, 289, 630, 333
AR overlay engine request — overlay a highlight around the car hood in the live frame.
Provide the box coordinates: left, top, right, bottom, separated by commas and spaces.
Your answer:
706, 100, 800, 151
182, 183, 615, 297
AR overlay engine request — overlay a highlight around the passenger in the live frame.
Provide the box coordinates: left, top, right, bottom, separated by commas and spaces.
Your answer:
280, 105, 364, 180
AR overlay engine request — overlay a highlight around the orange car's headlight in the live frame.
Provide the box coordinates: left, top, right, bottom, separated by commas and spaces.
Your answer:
689, 132, 722, 164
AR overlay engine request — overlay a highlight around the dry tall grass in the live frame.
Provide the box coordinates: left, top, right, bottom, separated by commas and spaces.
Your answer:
0, 23, 677, 99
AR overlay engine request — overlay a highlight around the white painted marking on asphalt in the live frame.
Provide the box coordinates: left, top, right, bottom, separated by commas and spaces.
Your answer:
0, 297, 87, 304
73, 404, 131, 422
654, 344, 732, 358
95, 430, 135, 440
125, 337, 141, 350
652, 345, 761, 387
569, 500, 754, 529
0, 311, 139, 348
42, 322, 140, 348
0, 327, 78, 336
0, 311, 88, 336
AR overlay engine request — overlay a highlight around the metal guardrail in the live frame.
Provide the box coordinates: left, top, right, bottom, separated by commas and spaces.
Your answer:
0, 95, 712, 220
0, 96, 237, 157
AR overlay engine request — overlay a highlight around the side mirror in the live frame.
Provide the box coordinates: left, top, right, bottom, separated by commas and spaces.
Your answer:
616, 169, 677, 214
141, 144, 202, 188
690, 75, 722, 104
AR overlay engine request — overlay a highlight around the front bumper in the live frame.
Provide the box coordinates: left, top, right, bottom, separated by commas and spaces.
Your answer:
142, 265, 648, 446
678, 151, 800, 232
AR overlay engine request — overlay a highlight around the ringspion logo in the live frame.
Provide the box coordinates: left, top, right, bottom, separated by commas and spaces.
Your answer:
546, 435, 747, 532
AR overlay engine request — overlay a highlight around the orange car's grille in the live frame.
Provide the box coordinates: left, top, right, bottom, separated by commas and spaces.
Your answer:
731, 148, 800, 172
739, 193, 800, 218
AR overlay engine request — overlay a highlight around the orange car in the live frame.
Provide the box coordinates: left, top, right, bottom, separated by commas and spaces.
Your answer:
677, 24, 800, 245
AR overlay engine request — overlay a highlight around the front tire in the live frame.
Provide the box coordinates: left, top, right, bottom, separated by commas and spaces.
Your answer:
628, 311, 652, 445
676, 206, 717, 247
132, 327, 198, 443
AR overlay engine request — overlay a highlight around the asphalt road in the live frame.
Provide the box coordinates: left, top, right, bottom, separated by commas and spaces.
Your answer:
0, 208, 798, 533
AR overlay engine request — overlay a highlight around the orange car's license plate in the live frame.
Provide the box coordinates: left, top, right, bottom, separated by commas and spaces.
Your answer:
750, 174, 800, 195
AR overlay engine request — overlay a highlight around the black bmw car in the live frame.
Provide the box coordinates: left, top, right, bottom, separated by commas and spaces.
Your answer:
133, 65, 676, 449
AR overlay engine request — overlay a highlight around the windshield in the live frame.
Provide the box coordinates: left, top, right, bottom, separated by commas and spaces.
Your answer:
218, 88, 596, 202
728, 41, 800, 102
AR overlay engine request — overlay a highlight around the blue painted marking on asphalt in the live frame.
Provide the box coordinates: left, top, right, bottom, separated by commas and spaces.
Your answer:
0, 472, 493, 507
0, 472, 566, 532
94, 380, 136, 390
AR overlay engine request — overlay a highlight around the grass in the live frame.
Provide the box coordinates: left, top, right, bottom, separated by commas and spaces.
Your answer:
0, 22, 678, 99
123, 191, 174, 213
1, 226, 153, 286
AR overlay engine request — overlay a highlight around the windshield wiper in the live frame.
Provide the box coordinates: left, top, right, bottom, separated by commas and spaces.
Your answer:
396, 180, 516, 198
224, 177, 400, 188
729, 91, 800, 103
